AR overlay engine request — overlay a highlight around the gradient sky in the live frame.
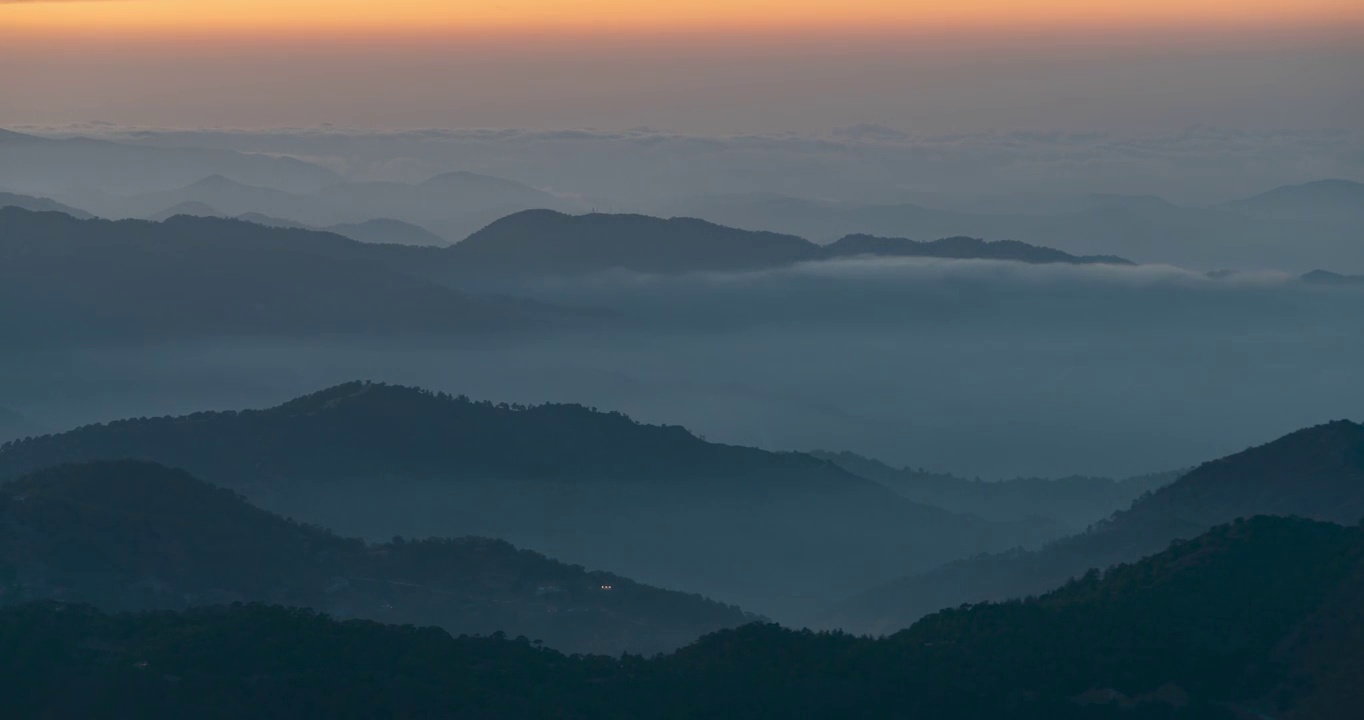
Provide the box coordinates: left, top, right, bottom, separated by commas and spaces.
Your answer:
3, 0, 1361, 132
7, 0, 1364, 33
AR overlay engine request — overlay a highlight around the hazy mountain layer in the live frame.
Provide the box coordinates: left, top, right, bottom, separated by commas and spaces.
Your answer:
0, 192, 93, 219
0, 382, 1057, 620
812, 450, 1178, 531
0, 130, 339, 197
0, 209, 571, 343
825, 419, 1364, 634
5, 515, 1359, 718
0, 460, 751, 655
674, 180, 1364, 271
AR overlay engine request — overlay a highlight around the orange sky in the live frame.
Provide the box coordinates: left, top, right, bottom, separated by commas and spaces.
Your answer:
6, 0, 1364, 36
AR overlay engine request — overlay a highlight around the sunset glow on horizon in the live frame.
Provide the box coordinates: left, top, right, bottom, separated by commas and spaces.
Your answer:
7, 0, 1364, 37
5, 0, 1360, 133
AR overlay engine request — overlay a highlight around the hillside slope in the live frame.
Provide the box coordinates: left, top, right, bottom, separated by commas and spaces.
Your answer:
0, 382, 1051, 620
4, 516, 1359, 718
813, 450, 1178, 530
0, 461, 750, 655
0, 209, 567, 343
825, 420, 1364, 634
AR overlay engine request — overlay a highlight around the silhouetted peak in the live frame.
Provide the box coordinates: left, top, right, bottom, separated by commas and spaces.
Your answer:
1125, 419, 1364, 524
267, 381, 646, 430
236, 212, 310, 229
466, 208, 569, 232
1197, 419, 1364, 470
1233, 178, 1364, 213
826, 233, 1132, 265
1302, 269, 1364, 285
1261, 178, 1364, 197
149, 200, 224, 221
456, 210, 816, 274
0, 192, 94, 220
4, 460, 242, 511
0, 128, 38, 143
186, 173, 249, 191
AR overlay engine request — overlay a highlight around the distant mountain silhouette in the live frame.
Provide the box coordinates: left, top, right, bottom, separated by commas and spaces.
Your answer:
672, 182, 1363, 271
448, 210, 1127, 277
0, 460, 751, 654
0, 208, 568, 343
145, 200, 225, 222
5, 515, 1361, 718
151, 206, 449, 246
76, 169, 569, 241
823, 234, 1132, 265
825, 419, 1364, 634
127, 174, 314, 222
234, 211, 311, 228
315, 172, 567, 240
812, 450, 1177, 531
0, 191, 93, 219
0, 381, 1056, 620
451, 210, 816, 275
326, 218, 449, 247
1229, 179, 1364, 225
0, 130, 339, 199
1301, 269, 1364, 286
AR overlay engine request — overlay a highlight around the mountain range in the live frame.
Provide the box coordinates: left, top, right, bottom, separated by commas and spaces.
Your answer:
0, 208, 571, 343
5, 514, 1360, 718
0, 129, 338, 198
73, 171, 568, 242
672, 179, 1364, 271
0, 460, 751, 655
453, 210, 1133, 277
0, 191, 94, 219
812, 450, 1179, 531
824, 419, 1364, 634
0, 381, 1060, 620
0, 205, 1152, 345
150, 202, 449, 246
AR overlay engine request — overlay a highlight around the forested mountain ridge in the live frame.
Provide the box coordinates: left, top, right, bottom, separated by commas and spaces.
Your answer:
0, 382, 1054, 620
4, 516, 1360, 719
825, 419, 1364, 634
0, 460, 752, 655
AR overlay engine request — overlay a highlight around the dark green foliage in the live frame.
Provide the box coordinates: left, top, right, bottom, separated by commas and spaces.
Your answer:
3, 517, 1358, 719
0, 461, 751, 655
